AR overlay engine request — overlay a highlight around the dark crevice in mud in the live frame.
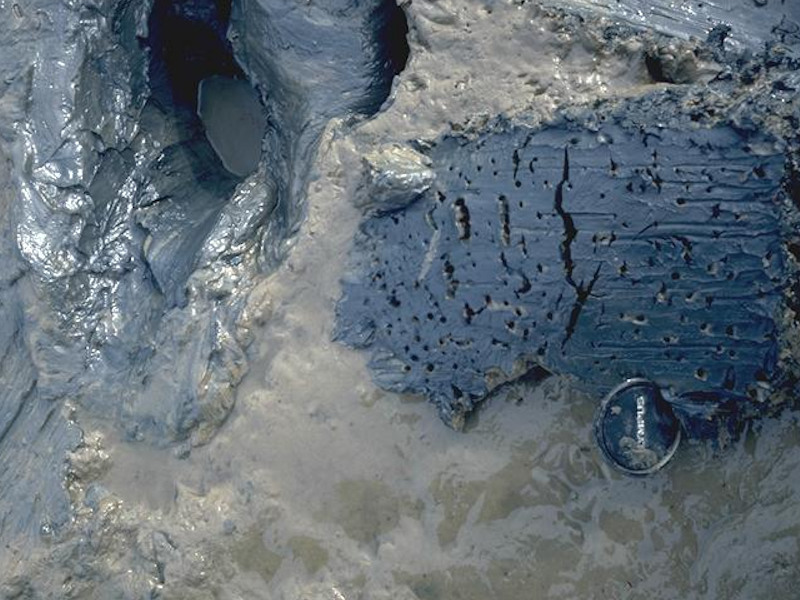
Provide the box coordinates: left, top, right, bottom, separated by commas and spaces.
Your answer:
140, 0, 268, 304
644, 52, 666, 83
553, 147, 576, 287
146, 0, 269, 179
644, 51, 674, 84
563, 263, 601, 347
363, 0, 410, 115
553, 146, 598, 346
147, 0, 244, 111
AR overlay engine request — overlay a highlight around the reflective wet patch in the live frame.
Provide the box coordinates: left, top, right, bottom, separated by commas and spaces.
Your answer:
198, 76, 266, 177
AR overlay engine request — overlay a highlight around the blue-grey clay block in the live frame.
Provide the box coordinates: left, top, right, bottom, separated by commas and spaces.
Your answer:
336, 101, 789, 429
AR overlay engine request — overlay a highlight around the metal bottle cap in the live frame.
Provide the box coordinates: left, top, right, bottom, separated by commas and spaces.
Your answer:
594, 378, 681, 476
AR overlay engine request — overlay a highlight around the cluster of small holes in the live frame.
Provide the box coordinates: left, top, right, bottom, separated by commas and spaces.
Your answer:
337, 121, 786, 411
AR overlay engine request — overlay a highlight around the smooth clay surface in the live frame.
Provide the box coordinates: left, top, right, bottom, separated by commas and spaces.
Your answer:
198, 76, 266, 177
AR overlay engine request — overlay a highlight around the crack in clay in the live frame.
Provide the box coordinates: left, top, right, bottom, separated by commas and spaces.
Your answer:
564, 263, 602, 347
553, 146, 598, 345
553, 147, 576, 288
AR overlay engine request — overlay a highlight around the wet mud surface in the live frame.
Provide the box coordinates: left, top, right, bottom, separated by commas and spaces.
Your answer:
0, 0, 800, 597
